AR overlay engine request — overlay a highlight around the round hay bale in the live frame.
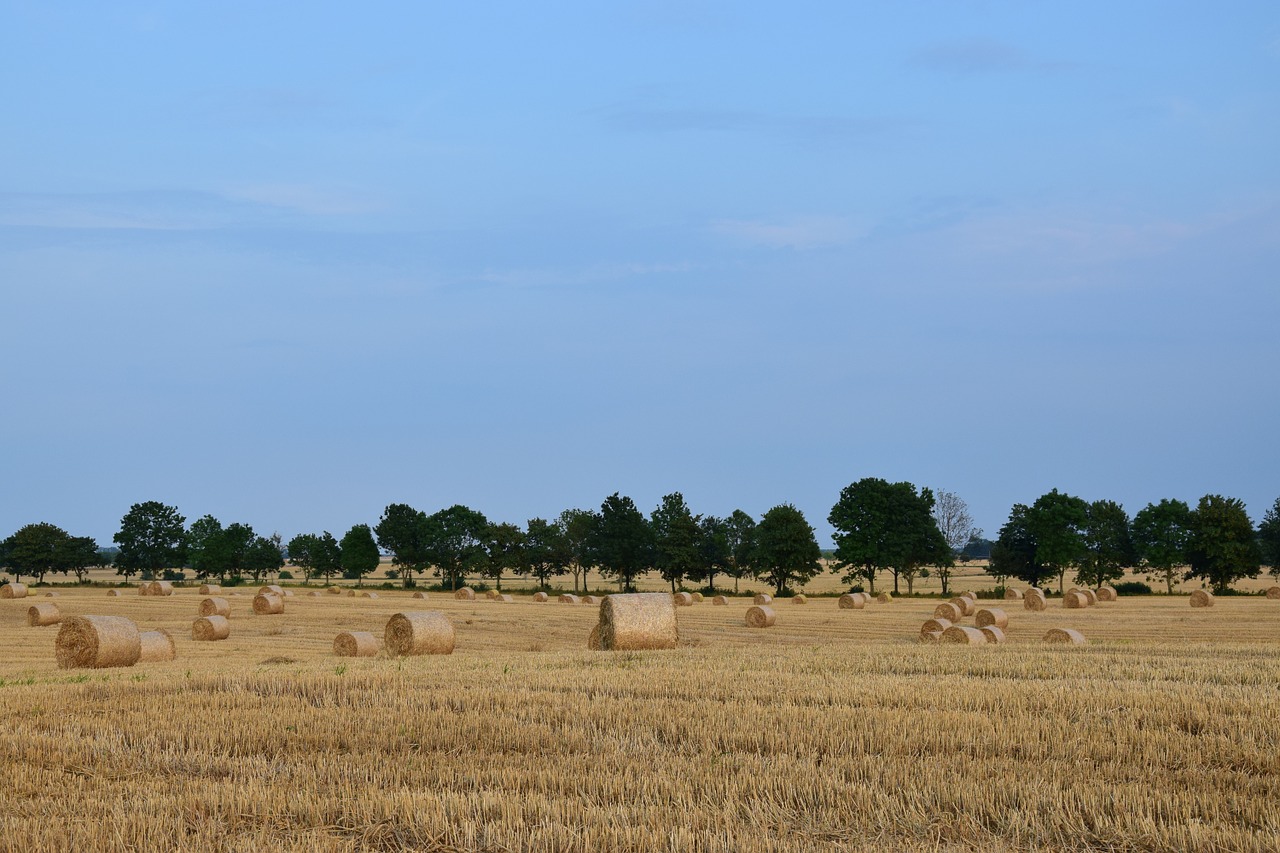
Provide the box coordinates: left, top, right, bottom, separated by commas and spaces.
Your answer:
198, 596, 230, 618
1190, 589, 1214, 608
384, 611, 455, 656
532, 591, 548, 602
791, 594, 808, 605
307, 591, 320, 597
360, 591, 379, 599
485, 589, 501, 600
594, 593, 679, 651
712, 595, 729, 605
1266, 586, 1280, 600
940, 626, 987, 645
148, 581, 174, 597
138, 584, 150, 596
745, 605, 776, 628
1096, 585, 1118, 601
259, 585, 283, 597
673, 592, 694, 606
587, 624, 602, 651
559, 593, 580, 604
975, 608, 1009, 629
412, 591, 429, 599
28, 602, 61, 627
1, 582, 29, 599
1044, 627, 1087, 645
1081, 589, 1098, 606
56, 615, 141, 668
691, 592, 704, 602
191, 615, 230, 641
978, 625, 1006, 645
44, 591, 60, 597
106, 589, 122, 597
199, 584, 221, 595
933, 602, 962, 622
876, 592, 892, 603
1024, 592, 1047, 612
1004, 588, 1023, 600
921, 617, 953, 636
252, 593, 284, 615
919, 630, 942, 644
454, 587, 476, 601
138, 629, 176, 662
1063, 592, 1088, 609
753, 593, 773, 605
950, 597, 976, 617
958, 591, 977, 602
493, 593, 513, 602
581, 595, 601, 605
333, 631, 380, 657
346, 589, 356, 597
838, 593, 865, 610
327, 586, 343, 595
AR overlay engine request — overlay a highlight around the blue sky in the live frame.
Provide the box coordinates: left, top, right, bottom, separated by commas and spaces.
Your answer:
2, 1, 1277, 547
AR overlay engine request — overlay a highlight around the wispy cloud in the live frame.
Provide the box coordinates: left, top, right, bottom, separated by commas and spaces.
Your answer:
712, 216, 865, 250
592, 104, 908, 143
912, 38, 1078, 75
222, 184, 385, 217
474, 261, 696, 288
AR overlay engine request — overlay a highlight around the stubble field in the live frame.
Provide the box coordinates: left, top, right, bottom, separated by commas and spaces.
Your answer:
1, 584, 1278, 852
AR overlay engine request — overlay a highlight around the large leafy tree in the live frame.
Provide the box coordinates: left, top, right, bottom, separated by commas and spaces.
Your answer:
651, 492, 701, 592
424, 505, 489, 590
340, 524, 381, 584
482, 522, 525, 591
187, 517, 256, 581
4, 522, 70, 583
585, 493, 653, 592
1077, 499, 1136, 588
829, 478, 951, 594
375, 503, 434, 588
558, 508, 596, 593
723, 509, 757, 594
1025, 489, 1089, 593
522, 517, 569, 589
690, 515, 730, 593
1132, 499, 1193, 593
988, 503, 1044, 587
752, 503, 822, 596
1186, 495, 1260, 593
113, 501, 186, 580
287, 533, 320, 580
244, 535, 284, 583
312, 531, 342, 581
1258, 497, 1280, 580
931, 489, 981, 594
58, 535, 103, 583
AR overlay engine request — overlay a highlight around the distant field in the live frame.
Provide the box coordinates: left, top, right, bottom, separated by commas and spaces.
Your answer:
2, 587, 1278, 851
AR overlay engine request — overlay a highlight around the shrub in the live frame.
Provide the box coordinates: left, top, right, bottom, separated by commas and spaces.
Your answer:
278, 570, 294, 580
1114, 581, 1153, 595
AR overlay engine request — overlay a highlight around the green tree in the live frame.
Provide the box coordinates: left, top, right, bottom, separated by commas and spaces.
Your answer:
723, 509, 757, 594
113, 501, 186, 580
244, 535, 284, 582
482, 522, 525, 591
375, 503, 434, 588
558, 508, 595, 593
690, 515, 730, 593
340, 524, 380, 584
187, 517, 256, 581
829, 478, 951, 594
287, 533, 319, 580
1185, 495, 1260, 593
313, 531, 342, 582
931, 489, 981, 594
1077, 499, 1136, 588
522, 517, 569, 589
752, 503, 822, 596
3, 522, 69, 583
651, 492, 701, 593
585, 493, 653, 592
1025, 489, 1089, 593
424, 505, 489, 590
1258, 497, 1280, 580
988, 504, 1045, 587
1132, 499, 1193, 594
58, 535, 103, 583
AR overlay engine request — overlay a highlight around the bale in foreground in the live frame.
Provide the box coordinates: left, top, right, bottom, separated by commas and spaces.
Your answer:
838, 594, 864, 610
1044, 627, 1087, 645
28, 602, 61, 626
454, 587, 476, 601
950, 596, 976, 616
252, 593, 284, 614
138, 629, 176, 662
558, 593, 579, 604
581, 595, 601, 605
192, 615, 230, 641
1004, 588, 1023, 600
56, 615, 141, 668
712, 595, 729, 605
593, 593, 679, 651
940, 626, 987, 645
532, 592, 548, 602
876, 592, 892, 603
1190, 590, 1214, 608
933, 602, 963, 622
975, 608, 1009, 629
673, 592, 693, 606
791, 594, 808, 605
199, 584, 221, 595
198, 596, 230, 618
978, 625, 1006, 644
920, 618, 952, 638
1024, 593, 1047, 612
745, 605, 776, 628
148, 581, 174, 596
259, 584, 283, 597
753, 593, 773, 605
1096, 585, 1118, 601
1267, 586, 1280, 600
385, 611, 455, 656
333, 631, 381, 657
1, 582, 29, 599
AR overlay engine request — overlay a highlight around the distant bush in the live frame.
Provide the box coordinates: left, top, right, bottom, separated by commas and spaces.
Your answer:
1114, 581, 1153, 595
161, 569, 186, 582
278, 570, 294, 580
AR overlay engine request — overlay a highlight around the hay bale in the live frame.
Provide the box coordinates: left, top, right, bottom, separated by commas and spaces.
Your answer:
198, 597, 230, 618
360, 591, 379, 599
44, 591, 60, 597
1, 582, 28, 599
56, 615, 141, 668
192, 615, 230, 641
1096, 585, 1118, 601
559, 593, 580, 604
1044, 627, 1087, 645
199, 584, 221, 595
1266, 586, 1280, 600
106, 589, 122, 597
412, 591, 429, 599
876, 592, 892, 603
346, 589, 356, 597
838, 593, 865, 610
493, 593, 513, 602
919, 630, 942, 644
1063, 592, 1088, 609
252, 593, 284, 615
940, 626, 987, 645
592, 593, 679, 651
333, 631, 380, 657
958, 591, 977, 602
532, 592, 548, 602
745, 605, 776, 628
1190, 589, 1214, 608
259, 585, 284, 597
1004, 588, 1023, 600
691, 592, 704, 602
384, 611, 455, 656
753, 593, 773, 605
791, 594, 808, 605
27, 602, 61, 626
138, 584, 149, 596
485, 589, 501, 600
933, 602, 963, 622
283, 590, 294, 598
307, 591, 320, 597
148, 581, 174, 596
673, 592, 694, 606
978, 625, 1006, 645
1081, 589, 1098, 606
712, 595, 729, 605
138, 629, 176, 662
454, 587, 476, 601
1024, 592, 1047, 612
581, 595, 601, 605
921, 617, 951, 637
327, 586, 343, 595
975, 608, 1009, 629
950, 597, 976, 617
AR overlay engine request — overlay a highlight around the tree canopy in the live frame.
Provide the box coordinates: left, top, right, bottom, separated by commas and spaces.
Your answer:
651, 492, 700, 592
1077, 499, 1136, 588
585, 493, 653, 592
829, 478, 951, 594
1132, 499, 1193, 594
753, 503, 822, 596
113, 500, 186, 579
1186, 495, 1260, 593
339, 524, 380, 583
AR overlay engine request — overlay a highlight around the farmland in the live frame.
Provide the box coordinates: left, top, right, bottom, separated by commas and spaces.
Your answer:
1, 586, 1278, 851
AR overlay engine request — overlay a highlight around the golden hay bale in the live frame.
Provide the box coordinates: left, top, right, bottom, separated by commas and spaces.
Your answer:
838, 593, 865, 610
975, 608, 1009, 629
138, 584, 149, 596
588, 625, 602, 651
712, 595, 729, 605
1044, 627, 1087, 645
485, 589, 501, 600
1096, 586, 1118, 601
384, 611, 455, 656
876, 592, 892, 603
454, 587, 476, 601
1266, 586, 1280, 600
673, 592, 694, 606
106, 589, 122, 597
198, 597, 230, 618
1024, 592, 1047, 612
532, 591, 548, 602
559, 593, 580, 604
1081, 589, 1098, 606
753, 593, 773, 605
44, 591, 60, 597
978, 625, 1006, 645
691, 592, 704, 602
327, 586, 343, 595
28, 602, 61, 627
1004, 588, 1023, 600
412, 591, 429, 599
56, 615, 141, 668
1, 582, 29, 599
252, 593, 284, 615
919, 630, 942, 644
1190, 589, 1214, 608
791, 594, 808, 605
745, 605, 776, 628
138, 629, 176, 662
958, 591, 977, 602
259, 585, 283, 597
282, 590, 294, 597
199, 584, 221, 595
333, 631, 380, 657
307, 591, 320, 597
360, 591, 379, 599
346, 589, 356, 597
1063, 592, 1088, 609
933, 602, 962, 622
582, 595, 602, 605
940, 626, 987, 645
148, 581, 174, 596
950, 596, 976, 616
921, 617, 953, 636
593, 593, 679, 651
191, 615, 230, 641
493, 593, 513, 602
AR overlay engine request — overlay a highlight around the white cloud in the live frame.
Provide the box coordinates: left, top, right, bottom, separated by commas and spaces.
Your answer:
221, 184, 384, 217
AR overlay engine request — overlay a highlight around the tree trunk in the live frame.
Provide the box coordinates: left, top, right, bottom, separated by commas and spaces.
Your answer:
893, 569, 900, 595
907, 576, 914, 594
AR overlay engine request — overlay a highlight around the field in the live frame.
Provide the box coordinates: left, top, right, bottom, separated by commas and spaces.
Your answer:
1, 584, 1278, 852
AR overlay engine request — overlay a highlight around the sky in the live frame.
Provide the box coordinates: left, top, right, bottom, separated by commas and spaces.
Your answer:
2, 1, 1278, 548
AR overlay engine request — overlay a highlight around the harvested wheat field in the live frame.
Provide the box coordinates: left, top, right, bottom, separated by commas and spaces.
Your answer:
0, 588, 1278, 852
